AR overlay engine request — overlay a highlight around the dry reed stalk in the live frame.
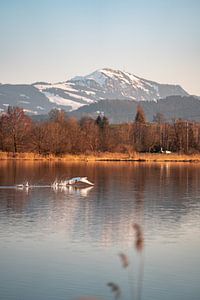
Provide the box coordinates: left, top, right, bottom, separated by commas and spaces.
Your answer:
119, 252, 129, 268
132, 223, 145, 300
132, 223, 144, 253
107, 282, 121, 299
0, 151, 200, 162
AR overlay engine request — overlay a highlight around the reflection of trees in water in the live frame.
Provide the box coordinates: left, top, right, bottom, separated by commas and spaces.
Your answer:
0, 162, 200, 246
1, 162, 199, 300
0, 189, 28, 214
74, 163, 200, 246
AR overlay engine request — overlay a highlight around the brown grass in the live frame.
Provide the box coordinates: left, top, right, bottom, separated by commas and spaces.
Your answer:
0, 151, 200, 162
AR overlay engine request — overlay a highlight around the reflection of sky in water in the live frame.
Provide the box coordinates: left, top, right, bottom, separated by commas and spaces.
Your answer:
0, 162, 200, 300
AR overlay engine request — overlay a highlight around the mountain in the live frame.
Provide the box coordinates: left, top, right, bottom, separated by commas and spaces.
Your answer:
34, 68, 188, 110
0, 68, 189, 115
69, 96, 200, 123
69, 68, 188, 100
0, 84, 71, 115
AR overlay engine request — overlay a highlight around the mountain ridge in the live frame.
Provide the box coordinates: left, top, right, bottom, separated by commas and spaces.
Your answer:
69, 95, 200, 123
0, 68, 190, 115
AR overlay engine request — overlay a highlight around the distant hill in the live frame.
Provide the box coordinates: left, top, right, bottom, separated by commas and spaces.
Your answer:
69, 96, 200, 123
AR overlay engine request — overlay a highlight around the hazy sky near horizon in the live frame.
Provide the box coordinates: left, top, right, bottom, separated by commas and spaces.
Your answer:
0, 0, 200, 94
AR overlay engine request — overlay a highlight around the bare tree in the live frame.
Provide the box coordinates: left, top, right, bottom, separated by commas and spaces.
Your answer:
1, 107, 32, 154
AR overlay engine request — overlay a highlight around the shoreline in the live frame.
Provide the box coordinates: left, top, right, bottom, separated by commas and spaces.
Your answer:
0, 152, 200, 162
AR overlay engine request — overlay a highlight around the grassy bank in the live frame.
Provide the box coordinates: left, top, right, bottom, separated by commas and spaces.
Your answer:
0, 151, 200, 162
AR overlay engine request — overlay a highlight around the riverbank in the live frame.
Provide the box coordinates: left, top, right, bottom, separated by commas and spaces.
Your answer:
0, 151, 200, 162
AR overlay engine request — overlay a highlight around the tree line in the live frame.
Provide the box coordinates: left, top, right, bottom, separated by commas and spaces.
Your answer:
0, 105, 200, 155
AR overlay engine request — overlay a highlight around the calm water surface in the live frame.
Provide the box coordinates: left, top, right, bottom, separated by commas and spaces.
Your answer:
0, 161, 200, 300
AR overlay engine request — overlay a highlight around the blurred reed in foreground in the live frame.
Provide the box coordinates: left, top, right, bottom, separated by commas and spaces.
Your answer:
77, 222, 144, 300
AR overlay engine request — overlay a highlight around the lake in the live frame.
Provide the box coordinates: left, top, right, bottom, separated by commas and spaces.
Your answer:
0, 161, 200, 300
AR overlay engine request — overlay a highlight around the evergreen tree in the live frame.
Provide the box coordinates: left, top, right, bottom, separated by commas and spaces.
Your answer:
135, 105, 146, 123
95, 115, 102, 127
95, 115, 109, 129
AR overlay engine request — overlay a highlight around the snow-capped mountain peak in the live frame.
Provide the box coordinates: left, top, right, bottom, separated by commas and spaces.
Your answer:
68, 68, 188, 102
71, 68, 141, 88
0, 68, 189, 115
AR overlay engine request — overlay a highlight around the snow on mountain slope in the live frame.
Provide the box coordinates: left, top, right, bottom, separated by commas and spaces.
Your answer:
34, 68, 188, 111
70, 68, 188, 101
34, 82, 94, 111
0, 68, 189, 115
0, 84, 66, 115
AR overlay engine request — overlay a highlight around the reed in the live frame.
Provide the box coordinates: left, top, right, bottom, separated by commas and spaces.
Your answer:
107, 282, 121, 299
0, 151, 200, 162
77, 223, 145, 300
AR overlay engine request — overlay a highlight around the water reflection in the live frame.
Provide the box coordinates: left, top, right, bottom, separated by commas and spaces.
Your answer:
0, 162, 200, 300
0, 161, 200, 244
52, 185, 94, 197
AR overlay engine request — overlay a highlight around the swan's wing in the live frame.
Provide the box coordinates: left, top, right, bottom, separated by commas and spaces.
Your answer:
79, 178, 94, 185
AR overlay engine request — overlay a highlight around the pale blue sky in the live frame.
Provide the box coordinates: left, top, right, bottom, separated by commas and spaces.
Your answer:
0, 0, 200, 94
